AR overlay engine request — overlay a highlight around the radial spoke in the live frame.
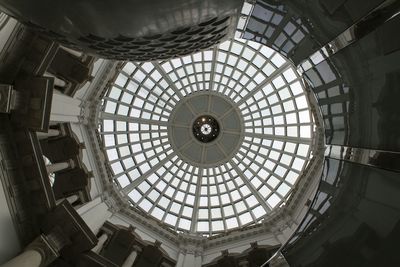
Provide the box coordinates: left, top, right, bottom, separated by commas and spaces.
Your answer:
236, 61, 292, 106
218, 107, 235, 120
216, 142, 228, 157
122, 151, 176, 194
100, 112, 169, 127
207, 94, 212, 112
190, 167, 203, 232
153, 63, 184, 99
201, 145, 206, 164
222, 130, 241, 135
136, 156, 180, 206
169, 123, 190, 128
184, 102, 197, 116
176, 139, 194, 153
153, 62, 198, 116
230, 160, 272, 212
104, 135, 166, 150
208, 46, 218, 91
244, 131, 312, 144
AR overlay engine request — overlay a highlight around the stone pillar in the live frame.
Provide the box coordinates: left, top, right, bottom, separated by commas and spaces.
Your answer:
175, 251, 185, 267
54, 78, 66, 88
44, 72, 67, 88
66, 194, 79, 204
46, 159, 74, 174
77, 197, 112, 235
61, 47, 83, 58
183, 253, 196, 267
177, 245, 202, 267
50, 92, 82, 123
36, 129, 61, 140
55, 194, 79, 206
1, 233, 63, 267
0, 250, 42, 267
194, 254, 202, 267
121, 246, 141, 267
91, 233, 108, 254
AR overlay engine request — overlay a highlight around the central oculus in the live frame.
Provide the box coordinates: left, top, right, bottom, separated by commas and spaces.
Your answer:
192, 115, 220, 143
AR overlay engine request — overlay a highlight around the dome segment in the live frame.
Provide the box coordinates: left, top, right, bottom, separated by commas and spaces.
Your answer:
99, 38, 315, 235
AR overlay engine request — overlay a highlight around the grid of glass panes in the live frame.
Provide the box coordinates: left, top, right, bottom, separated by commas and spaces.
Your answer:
196, 163, 268, 234
103, 62, 180, 122
287, 158, 344, 245
101, 119, 173, 188
232, 137, 311, 209
299, 49, 350, 145
211, 39, 287, 103
242, 0, 307, 57
159, 50, 213, 95
128, 156, 197, 232
236, 1, 253, 37
158, 39, 288, 103
99, 37, 316, 235
124, 158, 271, 234
239, 67, 313, 139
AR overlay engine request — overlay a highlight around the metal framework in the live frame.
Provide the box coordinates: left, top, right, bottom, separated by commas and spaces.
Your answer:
98, 38, 316, 235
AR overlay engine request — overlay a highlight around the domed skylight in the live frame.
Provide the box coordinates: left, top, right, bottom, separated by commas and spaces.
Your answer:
99, 38, 315, 235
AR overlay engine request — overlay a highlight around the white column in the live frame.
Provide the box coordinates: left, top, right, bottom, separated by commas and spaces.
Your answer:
194, 255, 202, 267
61, 46, 83, 58
91, 233, 108, 254
36, 129, 61, 140
55, 194, 79, 206
0, 172, 21, 263
176, 252, 185, 267
183, 253, 195, 267
66, 195, 79, 204
46, 161, 71, 174
121, 250, 138, 267
54, 78, 67, 88
0, 250, 42, 267
77, 198, 112, 235
50, 93, 82, 123
44, 72, 67, 88
0, 15, 18, 56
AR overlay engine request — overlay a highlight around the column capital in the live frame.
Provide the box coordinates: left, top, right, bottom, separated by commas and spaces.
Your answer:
25, 234, 60, 267
132, 245, 142, 253
68, 158, 76, 169
104, 195, 121, 213
154, 240, 162, 248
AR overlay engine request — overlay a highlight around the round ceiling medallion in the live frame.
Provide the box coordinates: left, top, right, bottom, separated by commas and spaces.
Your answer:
192, 115, 220, 143
169, 92, 243, 167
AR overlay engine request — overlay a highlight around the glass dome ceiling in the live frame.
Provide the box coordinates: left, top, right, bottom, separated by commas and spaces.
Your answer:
99, 38, 315, 235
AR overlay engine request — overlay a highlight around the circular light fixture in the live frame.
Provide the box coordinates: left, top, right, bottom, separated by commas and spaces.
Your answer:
193, 115, 220, 143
